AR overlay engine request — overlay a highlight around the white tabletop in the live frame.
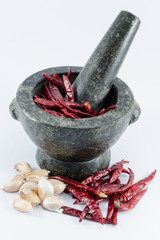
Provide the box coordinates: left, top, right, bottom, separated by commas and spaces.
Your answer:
0, 0, 160, 239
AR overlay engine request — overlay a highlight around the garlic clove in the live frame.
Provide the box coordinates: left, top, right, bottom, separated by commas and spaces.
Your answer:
19, 188, 40, 207
25, 169, 50, 178
13, 198, 32, 213
38, 177, 54, 202
48, 179, 66, 195
42, 196, 63, 212
3, 174, 25, 192
14, 162, 32, 174
26, 175, 48, 183
19, 182, 38, 193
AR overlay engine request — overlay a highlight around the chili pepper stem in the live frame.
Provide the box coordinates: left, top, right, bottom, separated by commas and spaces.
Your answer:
99, 192, 108, 198
114, 201, 120, 208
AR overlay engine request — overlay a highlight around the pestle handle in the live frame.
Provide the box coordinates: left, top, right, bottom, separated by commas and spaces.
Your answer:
73, 11, 141, 111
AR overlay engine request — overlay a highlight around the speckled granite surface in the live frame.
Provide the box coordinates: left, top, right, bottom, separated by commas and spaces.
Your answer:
73, 11, 140, 112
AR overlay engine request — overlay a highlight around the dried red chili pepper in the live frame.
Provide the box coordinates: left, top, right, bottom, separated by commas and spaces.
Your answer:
108, 160, 124, 184
104, 194, 117, 223
33, 97, 61, 108
66, 185, 103, 224
62, 206, 106, 223
105, 105, 118, 112
91, 178, 121, 188
34, 96, 46, 110
43, 85, 56, 101
82, 160, 129, 185
60, 108, 79, 119
99, 108, 105, 115
120, 170, 156, 202
79, 197, 104, 222
115, 168, 134, 194
52, 73, 62, 82
67, 69, 72, 79
61, 99, 83, 108
58, 100, 94, 118
96, 183, 125, 195
43, 74, 66, 93
38, 93, 46, 99
49, 84, 63, 100
73, 199, 81, 205
114, 188, 147, 211
83, 102, 95, 115
49, 175, 107, 198
112, 207, 118, 225
62, 75, 74, 102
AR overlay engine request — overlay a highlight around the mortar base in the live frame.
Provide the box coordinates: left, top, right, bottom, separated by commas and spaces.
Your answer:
36, 148, 111, 181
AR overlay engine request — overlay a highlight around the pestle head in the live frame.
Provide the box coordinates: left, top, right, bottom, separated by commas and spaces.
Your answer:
73, 11, 141, 112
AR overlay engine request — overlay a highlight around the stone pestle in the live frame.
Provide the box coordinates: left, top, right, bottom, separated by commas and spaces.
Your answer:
72, 11, 141, 112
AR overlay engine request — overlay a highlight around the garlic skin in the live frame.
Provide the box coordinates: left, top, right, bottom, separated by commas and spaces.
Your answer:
14, 162, 32, 174
25, 169, 50, 178
19, 188, 40, 207
13, 198, 32, 213
42, 196, 63, 212
38, 178, 54, 201
3, 174, 25, 192
48, 179, 66, 195
26, 175, 48, 183
19, 182, 38, 193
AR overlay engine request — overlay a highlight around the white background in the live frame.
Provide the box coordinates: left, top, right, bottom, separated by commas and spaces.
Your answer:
0, 0, 160, 239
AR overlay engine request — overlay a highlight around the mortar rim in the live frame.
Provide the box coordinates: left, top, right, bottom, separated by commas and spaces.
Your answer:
16, 66, 134, 129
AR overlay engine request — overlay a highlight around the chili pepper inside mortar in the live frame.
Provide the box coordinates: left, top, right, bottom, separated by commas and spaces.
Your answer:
9, 11, 141, 180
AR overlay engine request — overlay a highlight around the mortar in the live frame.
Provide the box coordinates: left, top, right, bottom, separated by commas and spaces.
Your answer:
9, 11, 141, 181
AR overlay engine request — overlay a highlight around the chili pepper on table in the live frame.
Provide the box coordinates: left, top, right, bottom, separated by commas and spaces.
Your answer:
82, 160, 129, 185
79, 197, 104, 222
115, 168, 134, 193
91, 178, 121, 188
96, 183, 125, 195
108, 160, 125, 184
120, 169, 156, 202
62, 206, 106, 223
62, 75, 74, 102
49, 175, 107, 198
43, 74, 66, 93
112, 207, 118, 225
114, 188, 148, 211
66, 185, 104, 224
104, 194, 118, 223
